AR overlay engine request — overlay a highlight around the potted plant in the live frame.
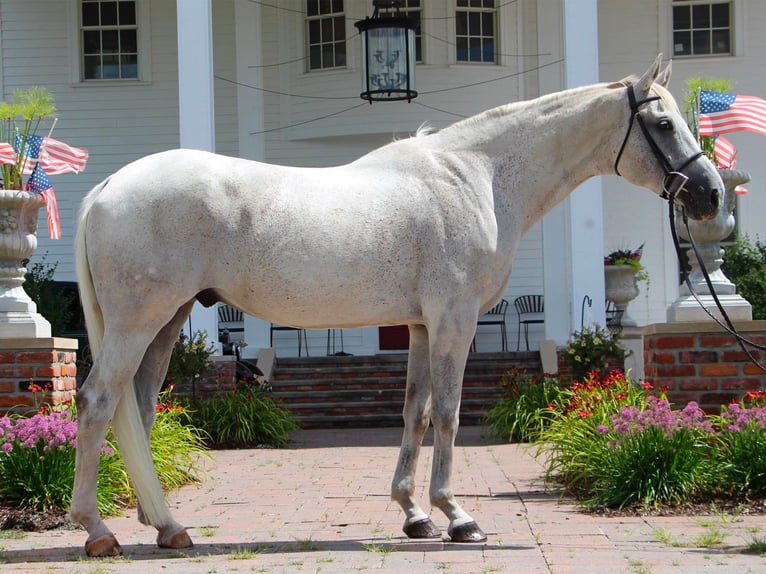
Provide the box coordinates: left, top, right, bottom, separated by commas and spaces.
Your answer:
604, 244, 647, 327
0, 87, 87, 338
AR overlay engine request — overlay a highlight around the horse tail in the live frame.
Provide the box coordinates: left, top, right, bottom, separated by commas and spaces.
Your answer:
76, 177, 173, 529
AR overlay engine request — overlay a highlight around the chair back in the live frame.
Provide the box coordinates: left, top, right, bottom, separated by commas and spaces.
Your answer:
218, 304, 244, 323
514, 295, 544, 316
486, 298, 509, 316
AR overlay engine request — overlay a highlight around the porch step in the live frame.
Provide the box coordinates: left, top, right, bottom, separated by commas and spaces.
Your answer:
270, 352, 541, 429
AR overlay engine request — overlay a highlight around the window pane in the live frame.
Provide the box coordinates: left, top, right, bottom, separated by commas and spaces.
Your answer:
120, 29, 137, 53
121, 54, 138, 78
102, 30, 119, 53
82, 2, 100, 26
673, 5, 691, 30
456, 37, 468, 61
673, 31, 691, 55
308, 19, 320, 44
102, 54, 119, 78
118, 1, 136, 25
468, 12, 480, 35
83, 30, 101, 54
712, 29, 730, 53
101, 2, 118, 25
307, 0, 318, 17
321, 17, 332, 42
692, 4, 710, 28
319, 0, 330, 15
711, 2, 730, 26
332, 0, 343, 13
322, 44, 333, 67
334, 41, 346, 67
482, 12, 493, 35
456, 12, 467, 36
469, 37, 481, 61
333, 16, 344, 41
83, 55, 100, 79
457, 0, 468, 6
482, 38, 494, 62
692, 29, 710, 54
470, 0, 482, 7
309, 45, 321, 69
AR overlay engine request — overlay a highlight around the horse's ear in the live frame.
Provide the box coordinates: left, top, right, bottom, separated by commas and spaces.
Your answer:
634, 54, 664, 98
656, 60, 672, 88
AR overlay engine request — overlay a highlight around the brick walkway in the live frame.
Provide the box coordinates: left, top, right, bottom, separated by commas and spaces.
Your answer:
3, 426, 766, 573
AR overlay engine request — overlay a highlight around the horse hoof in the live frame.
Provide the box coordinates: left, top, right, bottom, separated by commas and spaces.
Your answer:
157, 526, 194, 549
403, 518, 441, 539
85, 534, 123, 557
448, 521, 487, 543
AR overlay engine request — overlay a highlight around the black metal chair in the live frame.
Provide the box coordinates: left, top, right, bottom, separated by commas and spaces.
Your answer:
472, 299, 509, 352
605, 299, 624, 336
270, 323, 309, 357
513, 295, 544, 351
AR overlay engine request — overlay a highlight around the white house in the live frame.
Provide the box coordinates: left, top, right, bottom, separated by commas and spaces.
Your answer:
2, 0, 765, 358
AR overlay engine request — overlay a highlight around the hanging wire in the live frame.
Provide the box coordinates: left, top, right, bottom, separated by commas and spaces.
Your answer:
249, 102, 369, 135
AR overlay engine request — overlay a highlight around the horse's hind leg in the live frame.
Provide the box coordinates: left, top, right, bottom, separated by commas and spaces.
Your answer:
71, 331, 153, 556
428, 313, 487, 543
132, 302, 195, 549
391, 325, 441, 538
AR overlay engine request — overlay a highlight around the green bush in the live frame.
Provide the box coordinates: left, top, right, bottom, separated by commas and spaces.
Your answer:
22, 255, 75, 336
166, 330, 216, 386
563, 325, 628, 381
482, 371, 564, 443
180, 380, 298, 449
721, 233, 766, 320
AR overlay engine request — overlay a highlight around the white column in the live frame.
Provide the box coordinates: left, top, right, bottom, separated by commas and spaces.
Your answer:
541, 0, 605, 345
233, 0, 272, 358
177, 0, 219, 347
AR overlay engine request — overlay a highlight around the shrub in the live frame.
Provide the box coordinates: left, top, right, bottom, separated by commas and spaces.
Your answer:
166, 330, 216, 385
180, 379, 298, 449
563, 325, 628, 381
482, 371, 564, 443
22, 255, 75, 336
721, 233, 766, 320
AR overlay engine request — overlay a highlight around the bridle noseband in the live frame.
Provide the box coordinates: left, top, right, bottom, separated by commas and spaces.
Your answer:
613, 84, 705, 202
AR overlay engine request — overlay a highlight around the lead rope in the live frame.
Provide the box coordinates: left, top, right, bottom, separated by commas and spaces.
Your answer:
668, 198, 766, 372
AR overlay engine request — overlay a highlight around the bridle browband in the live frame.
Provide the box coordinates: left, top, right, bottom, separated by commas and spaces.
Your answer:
613, 83, 705, 201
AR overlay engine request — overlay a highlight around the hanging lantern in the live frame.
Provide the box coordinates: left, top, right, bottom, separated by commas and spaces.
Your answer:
354, 1, 417, 103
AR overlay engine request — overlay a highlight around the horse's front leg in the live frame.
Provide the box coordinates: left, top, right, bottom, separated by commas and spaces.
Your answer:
391, 325, 441, 538
428, 314, 487, 543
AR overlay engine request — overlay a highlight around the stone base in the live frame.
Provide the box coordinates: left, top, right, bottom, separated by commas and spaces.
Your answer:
0, 287, 52, 338
666, 294, 752, 323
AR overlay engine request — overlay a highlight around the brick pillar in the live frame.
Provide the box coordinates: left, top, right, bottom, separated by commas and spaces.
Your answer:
0, 337, 78, 411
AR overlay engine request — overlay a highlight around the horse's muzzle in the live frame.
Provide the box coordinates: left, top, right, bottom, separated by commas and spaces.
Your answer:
665, 172, 721, 221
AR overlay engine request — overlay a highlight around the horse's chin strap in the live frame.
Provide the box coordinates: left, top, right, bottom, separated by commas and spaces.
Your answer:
668, 200, 766, 372
614, 84, 705, 200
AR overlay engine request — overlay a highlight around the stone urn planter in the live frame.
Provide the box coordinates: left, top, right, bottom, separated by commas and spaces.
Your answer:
0, 189, 51, 338
604, 264, 641, 327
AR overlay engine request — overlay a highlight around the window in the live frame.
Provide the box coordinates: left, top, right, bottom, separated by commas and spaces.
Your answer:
456, 0, 496, 63
672, 1, 732, 57
81, 0, 138, 80
400, 0, 423, 63
306, 0, 346, 70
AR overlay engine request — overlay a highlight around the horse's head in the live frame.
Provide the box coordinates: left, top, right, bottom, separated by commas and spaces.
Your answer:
613, 55, 723, 221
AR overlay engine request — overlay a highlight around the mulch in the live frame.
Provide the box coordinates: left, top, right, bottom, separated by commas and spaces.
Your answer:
0, 505, 80, 532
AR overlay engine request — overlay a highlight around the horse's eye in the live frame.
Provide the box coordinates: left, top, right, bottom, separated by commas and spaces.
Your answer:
657, 119, 673, 131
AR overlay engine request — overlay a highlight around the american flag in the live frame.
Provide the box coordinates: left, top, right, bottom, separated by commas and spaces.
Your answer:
14, 133, 42, 174
0, 142, 16, 165
713, 135, 736, 169
27, 163, 61, 239
699, 90, 766, 136
40, 137, 88, 174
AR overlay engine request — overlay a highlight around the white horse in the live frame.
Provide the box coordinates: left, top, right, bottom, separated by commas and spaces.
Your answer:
71, 55, 722, 557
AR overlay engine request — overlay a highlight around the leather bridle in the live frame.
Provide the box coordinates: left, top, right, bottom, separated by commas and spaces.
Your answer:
614, 84, 705, 203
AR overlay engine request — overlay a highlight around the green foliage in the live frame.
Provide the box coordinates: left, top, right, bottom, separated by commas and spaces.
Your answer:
482, 371, 564, 443
0, 87, 56, 190
22, 255, 75, 336
563, 325, 628, 381
181, 380, 298, 449
721, 233, 766, 320
166, 330, 216, 384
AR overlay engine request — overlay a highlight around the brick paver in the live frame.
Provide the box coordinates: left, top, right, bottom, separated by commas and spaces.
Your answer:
2, 426, 765, 573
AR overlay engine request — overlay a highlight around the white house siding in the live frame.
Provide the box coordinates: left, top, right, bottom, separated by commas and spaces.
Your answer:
598, 0, 766, 326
